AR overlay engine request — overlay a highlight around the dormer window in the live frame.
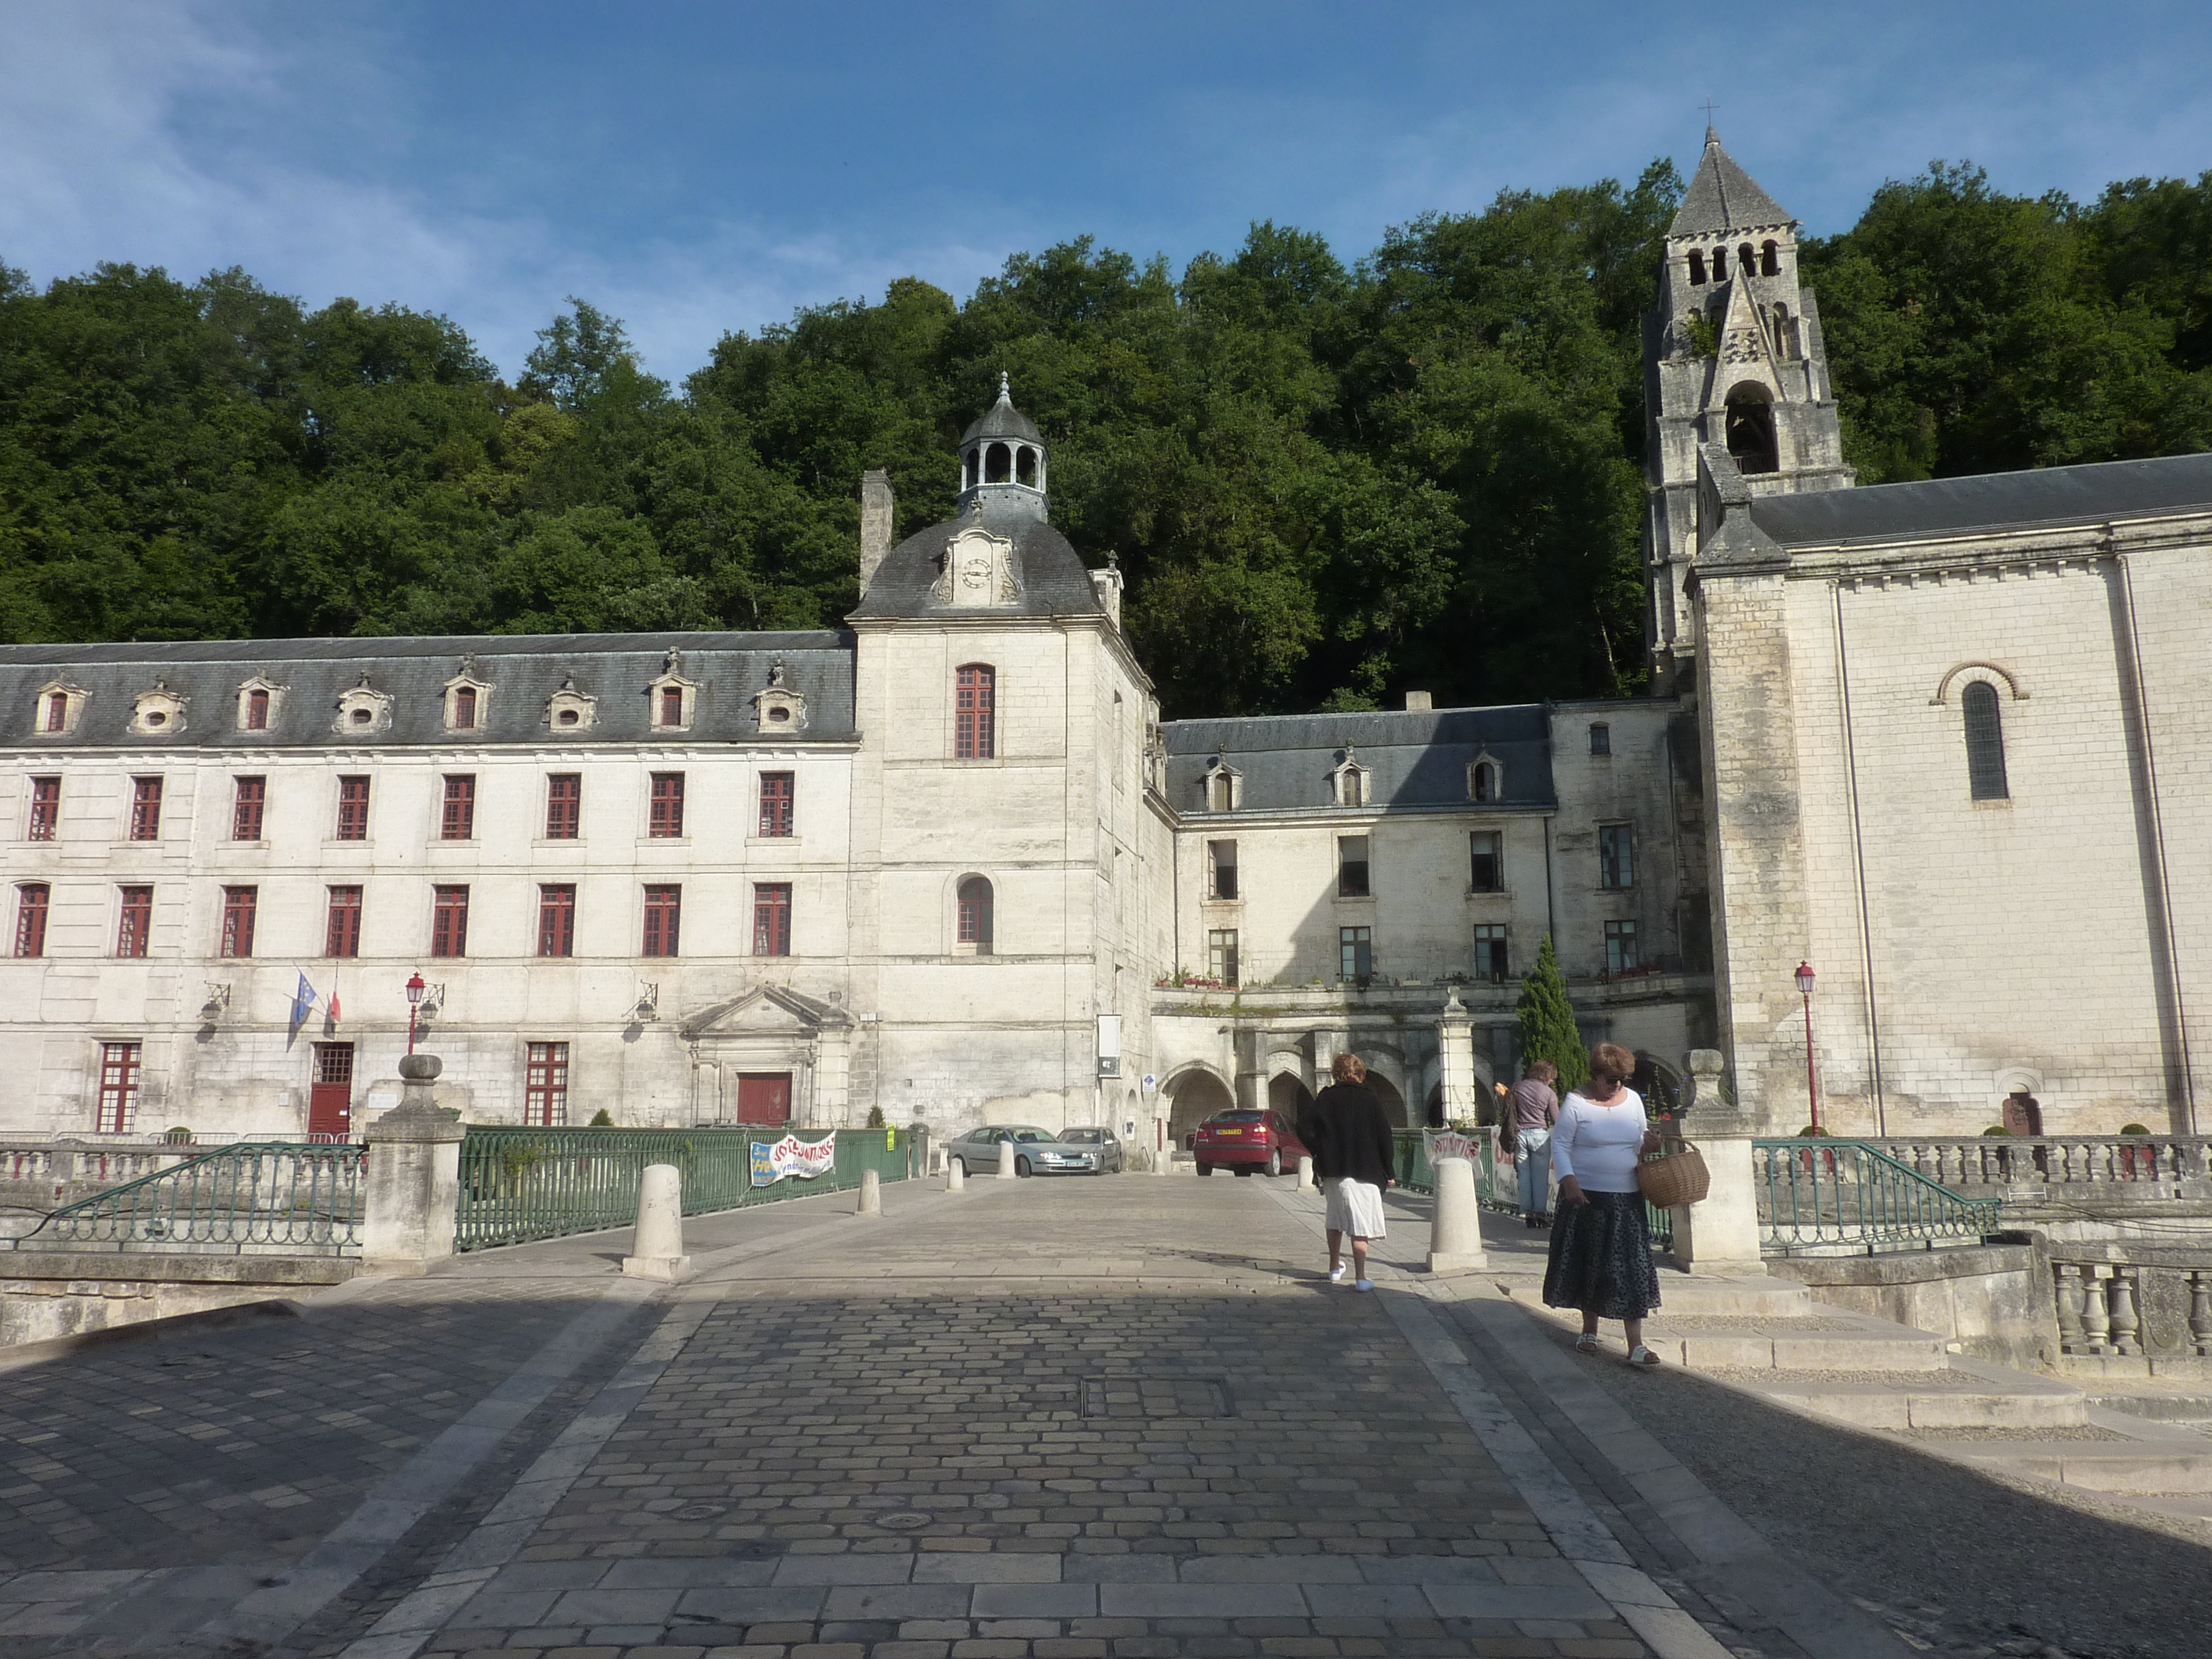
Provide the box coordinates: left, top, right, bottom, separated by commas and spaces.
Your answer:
33, 682, 85, 737
752, 662, 807, 735
649, 650, 699, 734
1330, 752, 1370, 808
1469, 756, 1503, 803
130, 683, 187, 737
235, 677, 283, 732
246, 689, 269, 729
454, 686, 477, 729
443, 664, 491, 734
44, 693, 66, 732
545, 680, 596, 733
1202, 759, 1241, 813
333, 679, 392, 737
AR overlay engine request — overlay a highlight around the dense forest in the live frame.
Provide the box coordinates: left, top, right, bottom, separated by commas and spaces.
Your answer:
1, 159, 2208, 717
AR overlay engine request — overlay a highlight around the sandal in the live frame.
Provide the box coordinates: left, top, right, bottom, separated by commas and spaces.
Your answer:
1574, 1333, 1600, 1353
1626, 1344, 1663, 1368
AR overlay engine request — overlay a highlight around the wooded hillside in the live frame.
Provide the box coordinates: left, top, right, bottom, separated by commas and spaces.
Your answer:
2, 160, 2207, 717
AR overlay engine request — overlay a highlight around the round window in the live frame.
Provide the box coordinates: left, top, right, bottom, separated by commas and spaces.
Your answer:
769, 706, 789, 722
351, 708, 372, 725
558, 709, 578, 726
146, 711, 166, 727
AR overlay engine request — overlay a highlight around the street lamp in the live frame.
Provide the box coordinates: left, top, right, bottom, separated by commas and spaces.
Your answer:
1794, 960, 1820, 1133
405, 970, 427, 1054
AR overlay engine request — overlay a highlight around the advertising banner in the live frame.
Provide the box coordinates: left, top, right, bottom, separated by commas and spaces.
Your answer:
1422, 1129, 1482, 1165
750, 1131, 839, 1187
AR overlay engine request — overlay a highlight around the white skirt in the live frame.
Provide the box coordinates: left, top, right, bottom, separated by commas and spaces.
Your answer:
1324, 1177, 1387, 1238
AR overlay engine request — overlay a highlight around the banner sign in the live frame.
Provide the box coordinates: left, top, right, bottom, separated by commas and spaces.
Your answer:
1423, 1129, 1481, 1164
751, 1132, 839, 1187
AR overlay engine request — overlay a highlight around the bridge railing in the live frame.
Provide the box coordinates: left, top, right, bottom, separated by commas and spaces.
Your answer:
1, 1142, 367, 1256
456, 1125, 913, 1251
1754, 1139, 2001, 1254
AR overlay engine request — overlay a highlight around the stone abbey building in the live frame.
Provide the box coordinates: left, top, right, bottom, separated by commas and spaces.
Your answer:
3, 136, 2209, 1145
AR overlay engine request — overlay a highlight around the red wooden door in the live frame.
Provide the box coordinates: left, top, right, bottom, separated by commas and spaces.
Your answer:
310, 1043, 355, 1139
736, 1073, 792, 1125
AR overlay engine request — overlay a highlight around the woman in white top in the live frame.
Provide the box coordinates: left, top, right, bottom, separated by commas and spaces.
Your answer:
1542, 1041, 1665, 1367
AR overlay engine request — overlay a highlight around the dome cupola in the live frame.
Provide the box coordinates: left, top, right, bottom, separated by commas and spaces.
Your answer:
957, 373, 1047, 519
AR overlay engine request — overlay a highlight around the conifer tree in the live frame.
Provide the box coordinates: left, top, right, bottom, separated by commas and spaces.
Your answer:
1515, 934, 1587, 1094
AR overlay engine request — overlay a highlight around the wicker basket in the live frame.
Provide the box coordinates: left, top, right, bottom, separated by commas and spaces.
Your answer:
1635, 1141, 1711, 1208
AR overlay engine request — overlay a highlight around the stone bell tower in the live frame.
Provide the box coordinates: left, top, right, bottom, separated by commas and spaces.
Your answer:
1643, 129, 1853, 691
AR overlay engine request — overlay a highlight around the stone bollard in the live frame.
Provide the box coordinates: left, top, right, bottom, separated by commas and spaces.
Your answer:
1669, 1049, 1766, 1276
857, 1167, 882, 1215
947, 1156, 965, 1191
1297, 1155, 1316, 1192
361, 1053, 465, 1275
623, 1163, 693, 1282
997, 1138, 1017, 1179
1427, 1154, 1487, 1273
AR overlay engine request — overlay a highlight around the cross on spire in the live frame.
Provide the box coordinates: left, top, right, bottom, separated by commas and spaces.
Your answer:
1700, 99, 1720, 139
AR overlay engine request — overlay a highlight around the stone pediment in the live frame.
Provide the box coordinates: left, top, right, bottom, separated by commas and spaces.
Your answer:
679, 984, 851, 1041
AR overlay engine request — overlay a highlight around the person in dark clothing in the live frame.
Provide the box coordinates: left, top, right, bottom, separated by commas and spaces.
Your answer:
1297, 1053, 1397, 1290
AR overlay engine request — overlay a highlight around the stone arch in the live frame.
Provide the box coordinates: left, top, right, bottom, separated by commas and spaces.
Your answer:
1268, 1073, 1313, 1121
1724, 382, 1778, 474
1930, 660, 2028, 705
1164, 1065, 1235, 1147
1365, 1070, 1408, 1128
1632, 1053, 1684, 1117
985, 442, 1011, 483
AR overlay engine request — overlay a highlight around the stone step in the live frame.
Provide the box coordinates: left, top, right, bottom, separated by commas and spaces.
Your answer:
1723, 1359, 2088, 1430
1940, 1441, 2212, 1493
2083, 1390, 2212, 1427
1509, 1285, 1951, 1370
1490, 1265, 1817, 1319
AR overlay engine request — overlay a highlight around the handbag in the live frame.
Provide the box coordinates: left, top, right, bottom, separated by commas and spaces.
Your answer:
1635, 1139, 1711, 1208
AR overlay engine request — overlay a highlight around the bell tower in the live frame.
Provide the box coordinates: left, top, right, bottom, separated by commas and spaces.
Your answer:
1643, 129, 1852, 691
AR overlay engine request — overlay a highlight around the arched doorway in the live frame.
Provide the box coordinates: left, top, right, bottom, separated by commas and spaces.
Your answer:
1725, 384, 1778, 474
1633, 1053, 1683, 1119
1167, 1069, 1235, 1147
1366, 1071, 1409, 1128
1269, 1072, 1313, 1123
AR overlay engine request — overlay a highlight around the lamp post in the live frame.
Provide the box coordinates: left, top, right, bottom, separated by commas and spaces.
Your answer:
405, 970, 427, 1055
1794, 960, 1820, 1133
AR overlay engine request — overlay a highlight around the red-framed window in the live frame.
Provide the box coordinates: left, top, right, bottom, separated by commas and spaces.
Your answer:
545, 774, 580, 839
28, 777, 59, 841
335, 776, 370, 840
232, 776, 266, 841
642, 885, 681, 958
431, 885, 469, 957
538, 884, 576, 957
326, 885, 362, 958
452, 685, 478, 730
752, 882, 791, 957
129, 777, 163, 842
954, 665, 996, 760
14, 885, 48, 957
525, 1042, 569, 1127
759, 772, 794, 837
441, 776, 475, 840
658, 685, 684, 728
116, 886, 152, 958
649, 773, 685, 838
220, 886, 257, 958
244, 687, 270, 730
957, 876, 993, 954
42, 692, 68, 733
96, 1042, 141, 1133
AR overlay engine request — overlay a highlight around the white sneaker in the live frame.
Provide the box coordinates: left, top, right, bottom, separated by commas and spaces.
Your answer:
1329, 1262, 1347, 1283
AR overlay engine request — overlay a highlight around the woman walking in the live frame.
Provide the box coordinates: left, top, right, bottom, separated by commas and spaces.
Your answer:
1507, 1060, 1561, 1228
1544, 1042, 1665, 1367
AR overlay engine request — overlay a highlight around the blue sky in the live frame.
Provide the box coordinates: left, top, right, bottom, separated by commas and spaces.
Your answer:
4, 2, 2209, 382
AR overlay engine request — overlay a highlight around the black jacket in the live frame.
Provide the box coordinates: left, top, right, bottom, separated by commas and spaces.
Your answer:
1299, 1082, 1397, 1189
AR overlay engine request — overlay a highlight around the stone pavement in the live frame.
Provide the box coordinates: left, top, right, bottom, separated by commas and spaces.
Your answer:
0, 1167, 2173, 1657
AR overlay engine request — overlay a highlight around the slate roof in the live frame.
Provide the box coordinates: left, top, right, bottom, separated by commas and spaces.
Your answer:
962, 379, 1044, 446
1670, 130, 1792, 236
1749, 451, 2212, 547
0, 631, 858, 749
847, 493, 1107, 622
1161, 706, 1555, 814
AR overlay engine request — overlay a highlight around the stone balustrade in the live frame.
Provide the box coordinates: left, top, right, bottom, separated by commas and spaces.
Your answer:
2049, 1248, 2212, 1362
1873, 1136, 2212, 1191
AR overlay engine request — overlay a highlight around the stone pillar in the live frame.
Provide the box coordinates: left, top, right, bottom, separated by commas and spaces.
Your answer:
623, 1164, 693, 1282
947, 1156, 965, 1191
1234, 1027, 1268, 1113
997, 1139, 1016, 1179
1298, 1155, 1315, 1192
1427, 1153, 1487, 1274
858, 1167, 882, 1215
1668, 1049, 1766, 1275
1435, 991, 1475, 1127
361, 1054, 464, 1276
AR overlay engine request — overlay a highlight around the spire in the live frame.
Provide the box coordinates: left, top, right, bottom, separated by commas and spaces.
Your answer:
1670, 128, 1792, 237
997, 370, 1011, 404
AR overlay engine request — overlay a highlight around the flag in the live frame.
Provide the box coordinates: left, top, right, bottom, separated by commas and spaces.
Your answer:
325, 991, 342, 1030
287, 972, 318, 1050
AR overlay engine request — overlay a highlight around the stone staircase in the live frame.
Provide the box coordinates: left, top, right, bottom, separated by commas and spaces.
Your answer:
1483, 1234, 2212, 1520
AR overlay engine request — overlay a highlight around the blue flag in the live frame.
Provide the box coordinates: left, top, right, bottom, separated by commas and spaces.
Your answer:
287, 972, 318, 1049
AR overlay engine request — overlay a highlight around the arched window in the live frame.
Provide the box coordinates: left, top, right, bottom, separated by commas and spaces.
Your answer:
1207, 766, 1235, 811
1760, 240, 1780, 276
1470, 761, 1496, 803
1771, 303, 1795, 360
1724, 385, 1778, 474
42, 692, 67, 733
985, 442, 1010, 483
955, 664, 996, 759
245, 688, 269, 730
452, 686, 477, 730
1687, 250, 1706, 286
964, 447, 979, 489
957, 876, 994, 954
1738, 243, 1756, 276
1016, 446, 1037, 486
1962, 680, 2009, 800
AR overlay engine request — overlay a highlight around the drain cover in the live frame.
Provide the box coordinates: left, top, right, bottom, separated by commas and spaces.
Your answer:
673, 1502, 726, 1520
875, 1512, 931, 1530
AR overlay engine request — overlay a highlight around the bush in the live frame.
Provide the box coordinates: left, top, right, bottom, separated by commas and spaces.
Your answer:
866, 1105, 885, 1128
2119, 1122, 2151, 1136
1796, 1125, 1828, 1138
1982, 1125, 2011, 1136
588, 1108, 614, 1127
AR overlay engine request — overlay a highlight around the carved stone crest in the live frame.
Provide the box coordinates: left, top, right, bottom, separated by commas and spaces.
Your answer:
933, 526, 1021, 608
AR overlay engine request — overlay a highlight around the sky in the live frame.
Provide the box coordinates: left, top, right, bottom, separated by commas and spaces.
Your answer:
4, 1, 2210, 383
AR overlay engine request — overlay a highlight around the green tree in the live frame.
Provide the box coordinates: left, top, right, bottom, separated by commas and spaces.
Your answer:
1515, 935, 1587, 1094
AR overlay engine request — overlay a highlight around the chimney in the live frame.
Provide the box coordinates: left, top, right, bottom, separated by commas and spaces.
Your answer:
858, 469, 894, 594
1088, 555, 1124, 629
1404, 691, 1433, 711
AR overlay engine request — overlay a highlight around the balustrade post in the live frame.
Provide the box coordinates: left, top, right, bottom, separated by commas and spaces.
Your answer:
2188, 1271, 2212, 1358
2054, 1263, 2085, 1352
2108, 1267, 2142, 1355
1667, 1050, 1765, 1275
361, 1053, 464, 1275
2079, 1265, 2113, 1353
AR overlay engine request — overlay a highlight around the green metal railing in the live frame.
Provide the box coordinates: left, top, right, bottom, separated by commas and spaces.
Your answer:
456, 1125, 913, 1251
2, 1142, 366, 1256
1754, 1138, 2002, 1254
1391, 1130, 1675, 1249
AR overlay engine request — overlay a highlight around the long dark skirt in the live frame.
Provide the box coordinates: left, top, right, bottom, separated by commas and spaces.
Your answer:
1543, 1188, 1661, 1321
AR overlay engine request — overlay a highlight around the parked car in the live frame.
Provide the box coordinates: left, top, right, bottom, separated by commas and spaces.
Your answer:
1059, 1127, 1125, 1173
1191, 1108, 1308, 1177
945, 1124, 1118, 1178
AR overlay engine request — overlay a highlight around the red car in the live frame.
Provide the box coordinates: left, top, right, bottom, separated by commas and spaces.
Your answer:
1191, 1108, 1309, 1177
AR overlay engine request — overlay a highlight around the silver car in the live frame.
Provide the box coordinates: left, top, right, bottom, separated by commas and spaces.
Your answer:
947, 1124, 1118, 1177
